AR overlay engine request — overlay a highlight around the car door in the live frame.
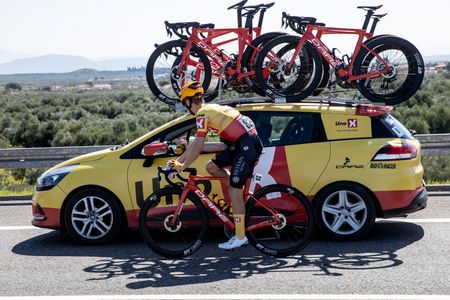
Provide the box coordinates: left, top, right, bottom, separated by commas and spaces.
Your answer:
245, 111, 330, 196
124, 119, 225, 227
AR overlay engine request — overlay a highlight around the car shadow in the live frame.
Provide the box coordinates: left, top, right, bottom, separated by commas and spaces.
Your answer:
12, 221, 424, 288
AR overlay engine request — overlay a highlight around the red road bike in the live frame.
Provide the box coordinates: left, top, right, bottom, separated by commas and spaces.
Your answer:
145, 0, 283, 105
138, 154, 314, 258
254, 5, 424, 105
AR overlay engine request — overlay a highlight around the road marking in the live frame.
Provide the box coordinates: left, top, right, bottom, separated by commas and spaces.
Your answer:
0, 294, 449, 300
0, 226, 42, 231
378, 218, 450, 223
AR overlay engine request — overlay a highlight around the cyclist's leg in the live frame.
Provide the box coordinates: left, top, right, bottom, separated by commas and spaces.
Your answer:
226, 136, 260, 242
206, 148, 231, 177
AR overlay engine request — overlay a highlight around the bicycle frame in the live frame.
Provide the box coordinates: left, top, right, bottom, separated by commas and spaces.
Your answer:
287, 24, 392, 82
169, 173, 282, 232
176, 26, 263, 84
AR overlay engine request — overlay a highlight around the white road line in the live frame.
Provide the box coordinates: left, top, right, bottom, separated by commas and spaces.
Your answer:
0, 226, 42, 231
0, 294, 449, 300
377, 218, 450, 223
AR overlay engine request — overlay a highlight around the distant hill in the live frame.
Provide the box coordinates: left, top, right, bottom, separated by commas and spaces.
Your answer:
0, 51, 447, 75
0, 54, 148, 75
0, 68, 146, 85
0, 49, 32, 64
424, 55, 450, 64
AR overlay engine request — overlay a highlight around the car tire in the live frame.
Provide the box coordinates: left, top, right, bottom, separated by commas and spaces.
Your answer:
64, 188, 122, 245
314, 183, 376, 241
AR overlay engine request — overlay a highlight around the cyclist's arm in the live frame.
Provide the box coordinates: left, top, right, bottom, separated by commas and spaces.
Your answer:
178, 136, 205, 168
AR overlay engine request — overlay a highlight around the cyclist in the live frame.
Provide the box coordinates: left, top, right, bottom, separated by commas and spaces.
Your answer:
170, 81, 263, 250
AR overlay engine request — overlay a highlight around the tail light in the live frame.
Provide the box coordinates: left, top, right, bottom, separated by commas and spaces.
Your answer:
372, 142, 418, 161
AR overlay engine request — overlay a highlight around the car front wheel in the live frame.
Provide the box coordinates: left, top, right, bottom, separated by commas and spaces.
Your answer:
314, 183, 375, 241
64, 188, 122, 244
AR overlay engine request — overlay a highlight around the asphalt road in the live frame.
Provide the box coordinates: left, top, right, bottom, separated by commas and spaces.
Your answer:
0, 195, 449, 299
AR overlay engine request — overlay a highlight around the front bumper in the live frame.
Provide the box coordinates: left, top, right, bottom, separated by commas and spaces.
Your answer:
31, 187, 66, 229
383, 187, 428, 218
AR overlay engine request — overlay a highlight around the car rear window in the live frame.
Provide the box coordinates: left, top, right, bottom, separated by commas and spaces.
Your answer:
374, 114, 412, 139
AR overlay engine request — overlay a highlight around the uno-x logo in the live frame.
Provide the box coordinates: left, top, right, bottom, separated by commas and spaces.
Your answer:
196, 117, 206, 129
348, 119, 357, 128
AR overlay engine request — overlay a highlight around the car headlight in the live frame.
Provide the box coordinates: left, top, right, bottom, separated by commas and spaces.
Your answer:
36, 164, 78, 191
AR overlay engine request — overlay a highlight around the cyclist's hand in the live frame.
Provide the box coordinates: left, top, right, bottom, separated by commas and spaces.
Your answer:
167, 159, 184, 171
172, 160, 185, 172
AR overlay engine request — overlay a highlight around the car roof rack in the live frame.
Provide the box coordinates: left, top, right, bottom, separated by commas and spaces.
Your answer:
174, 95, 384, 111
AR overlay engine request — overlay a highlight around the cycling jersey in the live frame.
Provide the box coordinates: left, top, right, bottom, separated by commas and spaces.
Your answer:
195, 104, 256, 142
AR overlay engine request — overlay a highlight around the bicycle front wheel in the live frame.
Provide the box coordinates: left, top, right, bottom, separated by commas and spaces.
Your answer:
353, 35, 424, 105
139, 187, 209, 259
145, 40, 213, 106
246, 184, 314, 257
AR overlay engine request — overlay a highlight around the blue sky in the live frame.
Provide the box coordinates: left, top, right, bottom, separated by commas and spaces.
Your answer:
0, 0, 449, 61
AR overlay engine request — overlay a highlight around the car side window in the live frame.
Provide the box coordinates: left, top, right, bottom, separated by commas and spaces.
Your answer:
243, 111, 324, 147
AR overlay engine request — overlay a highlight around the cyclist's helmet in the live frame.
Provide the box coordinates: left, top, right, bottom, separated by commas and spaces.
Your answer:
179, 81, 204, 102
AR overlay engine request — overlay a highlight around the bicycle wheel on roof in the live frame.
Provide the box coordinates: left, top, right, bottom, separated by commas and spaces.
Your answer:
145, 40, 214, 106
245, 184, 314, 257
139, 187, 209, 258
254, 35, 323, 102
353, 35, 424, 105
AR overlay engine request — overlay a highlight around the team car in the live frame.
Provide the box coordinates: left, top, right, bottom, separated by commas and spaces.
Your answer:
32, 100, 427, 244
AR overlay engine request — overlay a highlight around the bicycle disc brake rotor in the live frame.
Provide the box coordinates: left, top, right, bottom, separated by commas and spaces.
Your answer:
170, 64, 185, 81
164, 214, 182, 232
272, 213, 287, 230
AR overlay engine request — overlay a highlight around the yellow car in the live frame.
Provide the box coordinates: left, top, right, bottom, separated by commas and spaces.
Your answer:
32, 100, 427, 243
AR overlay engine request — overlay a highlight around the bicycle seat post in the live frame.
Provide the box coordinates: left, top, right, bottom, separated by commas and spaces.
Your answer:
362, 9, 375, 30
369, 13, 387, 34
237, 7, 243, 28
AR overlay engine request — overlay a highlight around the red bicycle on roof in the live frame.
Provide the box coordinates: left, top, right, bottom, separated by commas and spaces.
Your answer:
254, 5, 425, 105
145, 0, 282, 105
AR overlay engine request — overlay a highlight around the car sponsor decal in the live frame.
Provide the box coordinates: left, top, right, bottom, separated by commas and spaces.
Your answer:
347, 118, 357, 128
336, 157, 364, 169
249, 146, 292, 198
370, 162, 397, 169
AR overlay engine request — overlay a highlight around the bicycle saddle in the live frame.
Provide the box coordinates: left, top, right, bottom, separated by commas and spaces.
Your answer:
357, 5, 383, 11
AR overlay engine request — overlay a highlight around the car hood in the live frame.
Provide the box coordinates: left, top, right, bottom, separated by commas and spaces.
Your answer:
45, 148, 112, 172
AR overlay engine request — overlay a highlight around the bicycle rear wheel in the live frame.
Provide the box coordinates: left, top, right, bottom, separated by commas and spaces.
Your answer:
246, 184, 314, 257
145, 40, 213, 106
241, 31, 287, 96
139, 187, 208, 258
353, 35, 424, 105
254, 35, 323, 102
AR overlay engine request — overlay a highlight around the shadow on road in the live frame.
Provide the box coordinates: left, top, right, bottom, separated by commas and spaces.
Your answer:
12, 221, 424, 288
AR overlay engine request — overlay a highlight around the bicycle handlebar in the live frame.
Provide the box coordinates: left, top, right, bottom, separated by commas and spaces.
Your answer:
157, 166, 197, 186
164, 21, 215, 40
281, 12, 323, 34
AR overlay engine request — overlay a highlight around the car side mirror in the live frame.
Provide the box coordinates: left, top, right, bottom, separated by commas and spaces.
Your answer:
141, 142, 169, 168
142, 142, 169, 157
